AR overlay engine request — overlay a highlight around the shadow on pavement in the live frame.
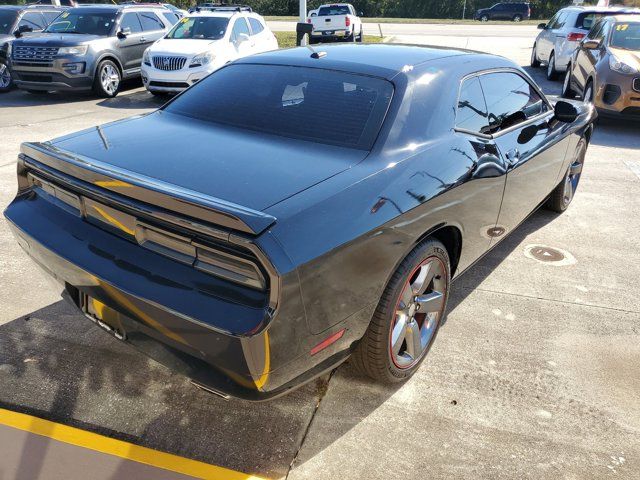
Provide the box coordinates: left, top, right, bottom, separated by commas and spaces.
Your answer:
0, 209, 559, 479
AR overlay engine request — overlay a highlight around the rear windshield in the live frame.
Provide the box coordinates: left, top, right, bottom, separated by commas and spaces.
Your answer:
164, 64, 394, 150
166, 16, 228, 39
318, 5, 350, 16
576, 12, 618, 30
45, 11, 116, 35
610, 22, 640, 50
0, 11, 18, 35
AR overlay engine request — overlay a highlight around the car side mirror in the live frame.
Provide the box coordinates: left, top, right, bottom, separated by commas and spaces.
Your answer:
236, 32, 250, 44
582, 39, 601, 50
537, 23, 546, 30
14, 24, 33, 37
117, 27, 131, 39
554, 100, 579, 123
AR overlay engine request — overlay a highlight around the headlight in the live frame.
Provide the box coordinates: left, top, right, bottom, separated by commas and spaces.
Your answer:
58, 45, 88, 56
609, 55, 637, 75
143, 48, 151, 66
189, 51, 214, 68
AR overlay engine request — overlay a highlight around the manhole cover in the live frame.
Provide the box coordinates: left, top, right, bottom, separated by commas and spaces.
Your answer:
524, 244, 576, 266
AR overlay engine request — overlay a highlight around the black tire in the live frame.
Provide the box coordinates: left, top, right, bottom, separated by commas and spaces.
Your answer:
562, 66, 576, 98
513, 14, 522, 22
351, 238, 451, 383
357, 29, 363, 42
0, 60, 13, 93
545, 137, 587, 213
480, 15, 489, 22
546, 51, 559, 80
530, 43, 540, 68
93, 59, 121, 98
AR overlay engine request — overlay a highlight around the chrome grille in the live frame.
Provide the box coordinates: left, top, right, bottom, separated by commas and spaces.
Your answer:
12, 45, 59, 63
633, 78, 640, 93
152, 56, 187, 71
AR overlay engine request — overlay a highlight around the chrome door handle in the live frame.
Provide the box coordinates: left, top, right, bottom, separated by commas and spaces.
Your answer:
139, 37, 146, 42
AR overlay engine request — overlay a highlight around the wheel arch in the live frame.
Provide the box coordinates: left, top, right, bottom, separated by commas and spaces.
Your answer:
413, 224, 462, 277
92, 54, 124, 78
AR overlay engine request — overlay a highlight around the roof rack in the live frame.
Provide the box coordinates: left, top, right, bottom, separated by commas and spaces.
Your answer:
23, 4, 68, 9
194, 3, 252, 12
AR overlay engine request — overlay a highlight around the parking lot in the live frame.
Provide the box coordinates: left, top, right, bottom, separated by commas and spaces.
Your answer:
1, 22, 639, 480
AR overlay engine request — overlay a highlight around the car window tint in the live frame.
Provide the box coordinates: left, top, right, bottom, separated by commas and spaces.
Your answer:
19, 12, 46, 30
230, 17, 250, 41
120, 12, 142, 33
610, 22, 640, 49
60, 0, 74, 6
587, 20, 604, 39
167, 16, 228, 40
456, 76, 489, 134
161, 12, 180, 25
554, 12, 568, 29
46, 12, 116, 35
248, 17, 264, 35
546, 13, 559, 29
318, 5, 350, 16
164, 64, 394, 150
139, 11, 164, 31
42, 11, 61, 24
479, 72, 547, 134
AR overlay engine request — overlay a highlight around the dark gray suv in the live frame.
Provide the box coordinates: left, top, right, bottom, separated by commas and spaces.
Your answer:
474, 2, 531, 22
0, 5, 67, 93
10, 5, 175, 97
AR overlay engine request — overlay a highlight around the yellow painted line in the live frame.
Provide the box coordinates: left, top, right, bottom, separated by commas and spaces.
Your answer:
94, 180, 133, 188
0, 408, 268, 480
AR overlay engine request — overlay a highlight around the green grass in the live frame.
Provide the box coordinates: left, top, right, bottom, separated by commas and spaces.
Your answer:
274, 31, 383, 49
267, 16, 545, 25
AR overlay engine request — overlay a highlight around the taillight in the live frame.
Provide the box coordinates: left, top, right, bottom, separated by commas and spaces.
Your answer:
567, 32, 586, 42
306, 18, 311, 23
345, 16, 350, 27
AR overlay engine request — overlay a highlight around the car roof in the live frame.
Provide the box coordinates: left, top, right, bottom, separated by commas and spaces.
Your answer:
609, 14, 640, 22
67, 4, 166, 12
235, 44, 483, 80
562, 6, 636, 13
0, 5, 63, 11
188, 10, 240, 18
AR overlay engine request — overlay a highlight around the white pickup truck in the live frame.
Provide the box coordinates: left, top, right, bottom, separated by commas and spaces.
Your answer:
307, 3, 363, 43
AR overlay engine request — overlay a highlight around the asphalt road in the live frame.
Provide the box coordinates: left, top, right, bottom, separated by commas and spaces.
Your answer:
1, 25, 639, 480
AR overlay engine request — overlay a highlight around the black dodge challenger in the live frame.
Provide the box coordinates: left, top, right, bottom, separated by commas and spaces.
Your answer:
4, 44, 595, 400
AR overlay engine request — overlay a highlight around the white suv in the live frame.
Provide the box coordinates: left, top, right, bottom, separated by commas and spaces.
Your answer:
141, 8, 277, 94
531, 6, 637, 80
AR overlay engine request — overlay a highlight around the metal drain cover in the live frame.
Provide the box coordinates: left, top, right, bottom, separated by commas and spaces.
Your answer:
524, 244, 576, 266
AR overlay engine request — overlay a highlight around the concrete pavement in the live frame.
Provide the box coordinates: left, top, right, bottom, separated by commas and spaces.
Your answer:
1, 24, 639, 480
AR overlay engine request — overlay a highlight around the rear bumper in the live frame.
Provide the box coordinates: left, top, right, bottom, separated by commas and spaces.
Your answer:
3, 159, 361, 400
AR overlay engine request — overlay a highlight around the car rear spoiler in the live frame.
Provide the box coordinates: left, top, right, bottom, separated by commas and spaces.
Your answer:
20, 142, 277, 235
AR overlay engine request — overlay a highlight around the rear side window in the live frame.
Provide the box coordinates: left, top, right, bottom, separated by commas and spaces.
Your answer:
576, 12, 618, 30
161, 12, 180, 25
164, 64, 394, 150
120, 12, 142, 33
230, 17, 250, 41
139, 11, 164, 31
248, 17, 264, 35
479, 72, 547, 134
456, 76, 489, 135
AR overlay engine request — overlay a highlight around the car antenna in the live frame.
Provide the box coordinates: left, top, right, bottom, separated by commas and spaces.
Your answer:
306, 44, 327, 59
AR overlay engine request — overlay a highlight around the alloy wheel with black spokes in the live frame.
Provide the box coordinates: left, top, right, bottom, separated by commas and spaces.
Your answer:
546, 137, 587, 213
352, 238, 451, 382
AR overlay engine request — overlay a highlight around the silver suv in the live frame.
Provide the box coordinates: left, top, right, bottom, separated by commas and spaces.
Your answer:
531, 6, 639, 80
10, 5, 176, 97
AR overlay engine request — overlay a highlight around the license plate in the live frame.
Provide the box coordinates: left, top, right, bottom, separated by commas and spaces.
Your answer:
323, 31, 334, 35
82, 294, 126, 340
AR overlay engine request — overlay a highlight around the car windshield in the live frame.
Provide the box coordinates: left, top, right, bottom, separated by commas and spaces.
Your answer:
0, 11, 18, 35
45, 11, 116, 35
164, 64, 394, 150
166, 16, 228, 40
610, 22, 640, 50
318, 5, 350, 16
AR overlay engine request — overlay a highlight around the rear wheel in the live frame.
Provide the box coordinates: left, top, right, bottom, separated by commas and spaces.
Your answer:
530, 43, 540, 68
546, 137, 587, 213
0, 60, 13, 93
547, 51, 559, 80
93, 60, 121, 98
357, 28, 363, 42
351, 239, 450, 383
562, 66, 576, 98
